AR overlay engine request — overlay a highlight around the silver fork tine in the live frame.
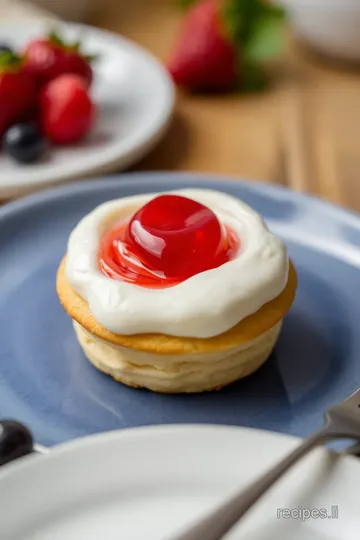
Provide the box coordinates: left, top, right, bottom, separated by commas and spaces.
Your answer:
325, 389, 360, 432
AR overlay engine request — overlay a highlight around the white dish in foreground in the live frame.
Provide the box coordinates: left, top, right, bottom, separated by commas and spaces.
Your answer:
0, 22, 174, 199
0, 425, 358, 539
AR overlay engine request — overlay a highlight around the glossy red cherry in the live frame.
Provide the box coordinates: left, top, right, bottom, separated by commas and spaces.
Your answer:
127, 194, 228, 277
99, 194, 239, 288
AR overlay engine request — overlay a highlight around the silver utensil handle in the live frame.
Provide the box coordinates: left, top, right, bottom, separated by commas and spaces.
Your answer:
172, 429, 358, 540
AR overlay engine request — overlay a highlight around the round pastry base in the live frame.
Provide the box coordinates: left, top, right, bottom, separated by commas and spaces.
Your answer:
74, 321, 281, 394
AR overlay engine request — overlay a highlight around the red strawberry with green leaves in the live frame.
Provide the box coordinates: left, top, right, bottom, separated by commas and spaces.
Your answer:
168, 0, 285, 93
23, 31, 94, 87
0, 51, 37, 137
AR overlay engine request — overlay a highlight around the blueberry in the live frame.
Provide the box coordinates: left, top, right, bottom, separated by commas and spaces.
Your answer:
3, 123, 47, 164
0, 420, 34, 466
0, 44, 13, 55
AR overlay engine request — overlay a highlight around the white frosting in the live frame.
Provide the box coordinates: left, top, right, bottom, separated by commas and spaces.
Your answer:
66, 189, 289, 338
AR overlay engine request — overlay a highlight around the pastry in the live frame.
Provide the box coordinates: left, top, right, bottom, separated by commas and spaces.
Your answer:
57, 189, 297, 393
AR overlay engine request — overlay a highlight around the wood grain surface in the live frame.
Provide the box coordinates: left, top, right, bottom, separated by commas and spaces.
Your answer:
4, 0, 360, 212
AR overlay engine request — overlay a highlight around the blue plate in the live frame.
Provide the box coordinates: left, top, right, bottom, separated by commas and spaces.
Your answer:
1, 173, 360, 446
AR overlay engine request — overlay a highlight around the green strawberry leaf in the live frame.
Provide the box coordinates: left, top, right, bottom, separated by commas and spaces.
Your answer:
244, 11, 285, 63
47, 28, 98, 61
71, 39, 82, 52
48, 29, 66, 48
48, 29, 82, 53
84, 53, 100, 63
178, 0, 198, 8
223, 0, 285, 46
222, 0, 264, 43
240, 61, 268, 93
221, 0, 286, 91
0, 50, 22, 71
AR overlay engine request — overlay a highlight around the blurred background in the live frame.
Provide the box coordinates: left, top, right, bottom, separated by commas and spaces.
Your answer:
9, 0, 360, 211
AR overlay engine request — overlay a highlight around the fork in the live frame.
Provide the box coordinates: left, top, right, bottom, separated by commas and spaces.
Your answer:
171, 389, 360, 540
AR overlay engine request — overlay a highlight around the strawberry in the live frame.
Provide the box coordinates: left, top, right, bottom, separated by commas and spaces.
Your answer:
168, 0, 237, 92
40, 74, 95, 145
0, 52, 37, 137
168, 0, 286, 93
23, 31, 93, 87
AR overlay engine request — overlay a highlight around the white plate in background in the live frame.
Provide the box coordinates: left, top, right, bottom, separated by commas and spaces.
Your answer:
0, 424, 358, 539
0, 22, 174, 199
279, 0, 360, 60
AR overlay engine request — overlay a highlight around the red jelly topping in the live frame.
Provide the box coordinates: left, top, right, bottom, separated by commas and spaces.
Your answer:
99, 194, 239, 288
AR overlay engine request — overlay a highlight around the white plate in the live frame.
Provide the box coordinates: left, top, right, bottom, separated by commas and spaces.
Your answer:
279, 0, 360, 61
0, 22, 174, 199
0, 425, 359, 539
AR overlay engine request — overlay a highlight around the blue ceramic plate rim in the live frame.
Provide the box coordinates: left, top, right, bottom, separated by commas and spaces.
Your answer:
1, 172, 359, 226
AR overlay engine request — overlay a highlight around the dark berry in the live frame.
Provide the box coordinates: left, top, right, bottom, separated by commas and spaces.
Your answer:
0, 420, 34, 466
3, 123, 46, 164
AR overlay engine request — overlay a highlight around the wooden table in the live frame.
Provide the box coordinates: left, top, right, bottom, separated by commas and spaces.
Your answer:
4, 0, 360, 211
